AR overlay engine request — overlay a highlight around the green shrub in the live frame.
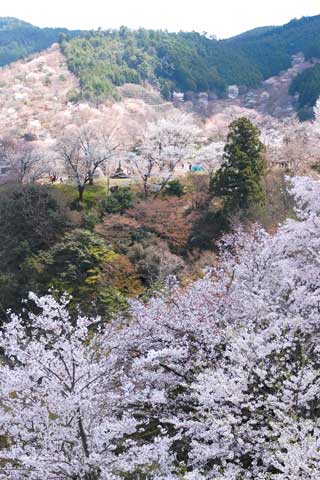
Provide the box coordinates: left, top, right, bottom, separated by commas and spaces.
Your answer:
164, 179, 185, 197
83, 210, 100, 231
102, 187, 136, 214
24, 229, 142, 319
0, 184, 73, 272
0, 184, 76, 318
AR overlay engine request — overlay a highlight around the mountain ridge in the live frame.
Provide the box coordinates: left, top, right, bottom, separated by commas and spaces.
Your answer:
0, 17, 81, 67
227, 25, 277, 41
1, 15, 320, 118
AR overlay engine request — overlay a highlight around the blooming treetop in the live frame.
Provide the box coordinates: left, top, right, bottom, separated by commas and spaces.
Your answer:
314, 97, 320, 126
128, 110, 201, 195
194, 141, 225, 175
56, 114, 120, 200
0, 295, 142, 480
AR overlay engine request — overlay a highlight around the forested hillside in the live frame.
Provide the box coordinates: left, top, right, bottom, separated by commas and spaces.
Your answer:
0, 17, 80, 66
60, 15, 320, 102
228, 25, 277, 41
60, 29, 259, 101
289, 63, 320, 119
2, 9, 320, 479
227, 15, 320, 79
2, 14, 320, 107
227, 15, 320, 118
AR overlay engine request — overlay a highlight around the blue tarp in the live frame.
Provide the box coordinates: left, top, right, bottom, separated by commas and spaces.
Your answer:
191, 165, 204, 172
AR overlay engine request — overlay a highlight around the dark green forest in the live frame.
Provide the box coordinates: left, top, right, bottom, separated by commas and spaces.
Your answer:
227, 15, 320, 79
0, 17, 80, 66
289, 63, 320, 119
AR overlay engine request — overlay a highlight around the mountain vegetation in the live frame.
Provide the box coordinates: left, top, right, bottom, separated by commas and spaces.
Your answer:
1, 176, 320, 479
59, 14, 320, 102
0, 108, 298, 319
2, 12, 320, 480
0, 16, 80, 66
0, 76, 318, 478
228, 25, 277, 41
60, 29, 235, 101
227, 15, 320, 79
2, 15, 320, 108
289, 63, 320, 119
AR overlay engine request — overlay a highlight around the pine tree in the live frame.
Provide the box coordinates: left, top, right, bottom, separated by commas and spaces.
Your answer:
211, 117, 266, 213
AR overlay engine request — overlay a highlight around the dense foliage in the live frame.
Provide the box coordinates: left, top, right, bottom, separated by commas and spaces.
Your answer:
289, 63, 320, 119
0, 17, 80, 66
60, 15, 320, 101
227, 15, 320, 79
0, 185, 74, 314
0, 184, 71, 271
0, 184, 141, 320
102, 187, 136, 214
24, 229, 142, 318
211, 117, 266, 214
60, 29, 233, 100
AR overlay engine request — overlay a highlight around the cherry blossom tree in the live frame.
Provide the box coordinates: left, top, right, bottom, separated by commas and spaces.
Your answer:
0, 294, 137, 480
57, 117, 120, 201
128, 110, 201, 196
0, 138, 50, 184
2, 176, 320, 478
263, 119, 319, 174
194, 140, 225, 176
0, 293, 178, 479
113, 175, 320, 478
313, 97, 320, 125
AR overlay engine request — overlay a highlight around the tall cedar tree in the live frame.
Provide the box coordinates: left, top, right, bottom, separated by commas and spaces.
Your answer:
211, 117, 266, 213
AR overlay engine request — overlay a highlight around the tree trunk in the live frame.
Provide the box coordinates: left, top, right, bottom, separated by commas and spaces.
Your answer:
78, 410, 100, 480
78, 185, 85, 202
143, 175, 149, 198
84, 471, 99, 480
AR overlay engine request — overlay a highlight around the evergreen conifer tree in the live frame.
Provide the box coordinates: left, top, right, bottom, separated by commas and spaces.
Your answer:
211, 117, 266, 213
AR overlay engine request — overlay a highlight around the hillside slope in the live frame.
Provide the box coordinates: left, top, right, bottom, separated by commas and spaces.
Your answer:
1, 15, 320, 119
226, 15, 320, 79
0, 44, 79, 139
0, 44, 172, 153
0, 44, 311, 148
228, 26, 277, 41
0, 17, 80, 66
289, 63, 320, 119
1, 14, 320, 104
60, 14, 320, 103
